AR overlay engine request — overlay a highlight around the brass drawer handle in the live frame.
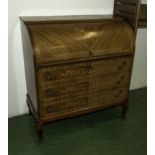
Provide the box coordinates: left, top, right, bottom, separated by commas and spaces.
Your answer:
122, 61, 127, 65
60, 71, 72, 77
116, 80, 121, 85
80, 98, 88, 105
118, 66, 123, 70
62, 104, 69, 109
46, 89, 57, 97
75, 82, 88, 89
84, 84, 89, 89
61, 87, 73, 93
115, 94, 119, 99
116, 76, 125, 85
118, 61, 127, 70
121, 75, 125, 80
45, 72, 56, 81
85, 66, 90, 73
115, 89, 123, 99
119, 89, 123, 93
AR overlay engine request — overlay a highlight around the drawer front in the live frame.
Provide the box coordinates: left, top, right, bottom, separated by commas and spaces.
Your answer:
43, 96, 88, 118
89, 72, 130, 90
88, 56, 133, 75
39, 56, 133, 84
39, 62, 89, 82
42, 87, 128, 118
42, 81, 89, 99
88, 87, 128, 106
42, 91, 88, 106
40, 74, 88, 88
40, 71, 129, 101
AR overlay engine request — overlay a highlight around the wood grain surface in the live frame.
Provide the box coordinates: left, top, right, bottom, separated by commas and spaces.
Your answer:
27, 20, 135, 66
35, 55, 133, 119
138, 4, 147, 28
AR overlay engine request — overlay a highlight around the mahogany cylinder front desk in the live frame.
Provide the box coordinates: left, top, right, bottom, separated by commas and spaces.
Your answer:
21, 16, 136, 138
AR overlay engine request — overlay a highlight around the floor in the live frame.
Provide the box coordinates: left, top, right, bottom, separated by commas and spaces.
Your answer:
9, 88, 147, 155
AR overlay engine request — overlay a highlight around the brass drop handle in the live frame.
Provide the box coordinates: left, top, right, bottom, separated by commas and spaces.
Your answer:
84, 83, 89, 89
122, 61, 127, 65
85, 64, 93, 73
119, 89, 123, 93
116, 81, 121, 85
60, 71, 72, 77
121, 75, 125, 80
118, 61, 127, 70
84, 98, 88, 103
80, 98, 88, 105
118, 66, 123, 71
61, 87, 72, 93
62, 104, 69, 109
75, 82, 88, 89
85, 66, 90, 73
116, 75, 125, 85
115, 94, 119, 99
46, 72, 56, 80
48, 107, 53, 113
115, 89, 123, 99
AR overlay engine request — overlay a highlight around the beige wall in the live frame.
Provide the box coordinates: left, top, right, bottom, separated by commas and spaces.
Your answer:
8, 0, 147, 117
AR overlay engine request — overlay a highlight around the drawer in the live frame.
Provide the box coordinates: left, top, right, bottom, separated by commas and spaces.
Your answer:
38, 56, 133, 84
38, 56, 132, 118
39, 62, 89, 82
88, 56, 133, 75
42, 91, 88, 106
43, 97, 88, 118
88, 87, 128, 106
41, 72, 129, 100
42, 81, 89, 99
89, 72, 130, 90
40, 74, 88, 87
42, 87, 128, 118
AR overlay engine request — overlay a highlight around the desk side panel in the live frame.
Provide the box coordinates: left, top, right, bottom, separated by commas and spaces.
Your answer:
20, 20, 38, 111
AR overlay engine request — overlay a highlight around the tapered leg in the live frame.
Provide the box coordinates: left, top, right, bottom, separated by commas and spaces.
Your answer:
121, 103, 129, 119
36, 121, 43, 139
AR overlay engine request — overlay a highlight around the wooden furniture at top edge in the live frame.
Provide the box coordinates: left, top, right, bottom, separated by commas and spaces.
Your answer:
138, 4, 147, 28
22, 0, 141, 139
